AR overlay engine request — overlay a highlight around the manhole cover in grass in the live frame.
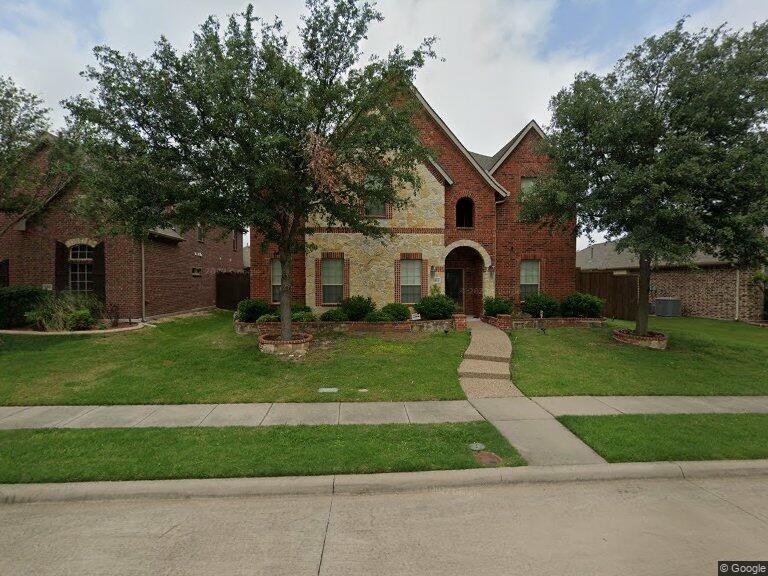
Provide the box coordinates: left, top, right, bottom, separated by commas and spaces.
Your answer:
468, 442, 486, 451
473, 451, 503, 467
318, 387, 338, 393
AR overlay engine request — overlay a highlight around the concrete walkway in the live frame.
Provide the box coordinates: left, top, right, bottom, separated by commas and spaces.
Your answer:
459, 319, 605, 465
0, 401, 484, 429
532, 395, 768, 416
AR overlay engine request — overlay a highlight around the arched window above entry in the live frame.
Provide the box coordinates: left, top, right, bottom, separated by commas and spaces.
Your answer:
456, 197, 474, 228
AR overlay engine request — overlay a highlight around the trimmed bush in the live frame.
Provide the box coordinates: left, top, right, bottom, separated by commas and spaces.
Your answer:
364, 310, 393, 322
483, 296, 513, 317
291, 304, 312, 314
414, 294, 457, 320
256, 313, 280, 323
66, 309, 95, 331
340, 296, 375, 321
559, 292, 604, 318
237, 299, 270, 323
520, 293, 560, 318
291, 310, 316, 322
0, 286, 51, 328
320, 308, 348, 322
380, 303, 410, 321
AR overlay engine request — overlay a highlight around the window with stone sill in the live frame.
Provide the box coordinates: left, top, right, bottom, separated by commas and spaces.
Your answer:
321, 259, 344, 305
400, 259, 422, 304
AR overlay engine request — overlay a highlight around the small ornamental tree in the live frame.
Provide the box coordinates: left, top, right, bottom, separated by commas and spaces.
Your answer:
0, 77, 82, 239
520, 21, 768, 337
65, 0, 436, 340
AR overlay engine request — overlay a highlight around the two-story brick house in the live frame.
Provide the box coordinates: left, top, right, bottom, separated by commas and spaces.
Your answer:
250, 88, 576, 316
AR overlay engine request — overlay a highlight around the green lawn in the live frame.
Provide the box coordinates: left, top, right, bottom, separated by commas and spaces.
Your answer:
559, 414, 768, 462
512, 317, 768, 396
0, 311, 469, 405
0, 422, 524, 483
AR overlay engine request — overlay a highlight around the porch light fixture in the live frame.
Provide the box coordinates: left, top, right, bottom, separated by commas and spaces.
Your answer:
430, 265, 436, 278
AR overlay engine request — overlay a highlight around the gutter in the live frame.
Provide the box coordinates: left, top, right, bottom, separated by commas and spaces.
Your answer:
141, 240, 147, 322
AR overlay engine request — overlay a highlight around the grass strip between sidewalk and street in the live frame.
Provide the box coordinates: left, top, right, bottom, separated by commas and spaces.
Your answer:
0, 422, 525, 483
558, 413, 768, 463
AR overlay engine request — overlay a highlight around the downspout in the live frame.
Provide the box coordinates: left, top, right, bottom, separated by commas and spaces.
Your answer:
735, 268, 740, 321
141, 240, 147, 322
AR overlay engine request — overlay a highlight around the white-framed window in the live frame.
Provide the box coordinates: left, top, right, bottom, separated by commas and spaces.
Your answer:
271, 259, 282, 303
400, 259, 422, 304
69, 244, 94, 292
520, 260, 540, 299
322, 259, 344, 304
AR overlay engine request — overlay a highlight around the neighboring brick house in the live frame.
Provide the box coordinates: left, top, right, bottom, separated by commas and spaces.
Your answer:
577, 241, 766, 322
0, 187, 243, 320
250, 88, 576, 316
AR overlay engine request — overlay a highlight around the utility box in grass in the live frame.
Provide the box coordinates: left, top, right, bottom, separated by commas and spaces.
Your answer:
654, 297, 682, 317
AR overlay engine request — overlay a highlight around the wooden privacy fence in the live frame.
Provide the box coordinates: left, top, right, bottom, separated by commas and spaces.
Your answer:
576, 270, 638, 321
216, 271, 251, 310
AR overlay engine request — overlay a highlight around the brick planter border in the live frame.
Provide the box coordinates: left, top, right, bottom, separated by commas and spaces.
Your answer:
235, 318, 458, 336
258, 332, 314, 356
612, 328, 669, 350
481, 315, 605, 330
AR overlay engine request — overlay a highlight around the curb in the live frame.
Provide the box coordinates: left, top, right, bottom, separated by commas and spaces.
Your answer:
3, 459, 768, 504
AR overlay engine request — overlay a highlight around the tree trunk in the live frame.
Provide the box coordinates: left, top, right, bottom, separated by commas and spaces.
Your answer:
278, 249, 293, 341
636, 254, 651, 336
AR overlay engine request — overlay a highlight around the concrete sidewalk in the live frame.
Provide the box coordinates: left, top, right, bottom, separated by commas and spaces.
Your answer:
532, 395, 768, 416
0, 400, 484, 429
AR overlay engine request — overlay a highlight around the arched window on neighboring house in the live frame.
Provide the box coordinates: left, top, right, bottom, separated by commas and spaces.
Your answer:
456, 197, 474, 228
55, 241, 106, 299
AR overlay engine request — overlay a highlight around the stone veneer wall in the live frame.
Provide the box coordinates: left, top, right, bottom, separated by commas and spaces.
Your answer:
650, 265, 764, 322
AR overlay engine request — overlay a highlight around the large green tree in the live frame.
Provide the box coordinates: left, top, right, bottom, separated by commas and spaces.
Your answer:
521, 20, 768, 336
0, 77, 81, 239
66, 0, 435, 339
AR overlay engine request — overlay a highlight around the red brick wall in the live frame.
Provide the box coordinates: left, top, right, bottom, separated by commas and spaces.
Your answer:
0, 190, 242, 319
493, 130, 576, 301
414, 112, 498, 262
650, 266, 764, 322
248, 230, 306, 305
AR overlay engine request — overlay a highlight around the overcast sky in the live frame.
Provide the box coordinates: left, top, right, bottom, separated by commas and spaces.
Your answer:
2, 0, 767, 248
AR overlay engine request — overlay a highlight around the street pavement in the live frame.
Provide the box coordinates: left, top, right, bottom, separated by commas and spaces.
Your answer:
2, 474, 767, 575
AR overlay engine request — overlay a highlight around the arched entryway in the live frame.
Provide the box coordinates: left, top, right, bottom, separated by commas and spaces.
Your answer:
444, 246, 485, 316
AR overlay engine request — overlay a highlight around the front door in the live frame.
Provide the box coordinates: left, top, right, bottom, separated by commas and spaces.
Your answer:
445, 268, 464, 311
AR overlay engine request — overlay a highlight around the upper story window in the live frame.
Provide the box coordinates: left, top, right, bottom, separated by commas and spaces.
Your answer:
197, 225, 204, 243
520, 260, 540, 300
365, 198, 387, 218
520, 177, 537, 195
69, 244, 94, 292
456, 197, 474, 228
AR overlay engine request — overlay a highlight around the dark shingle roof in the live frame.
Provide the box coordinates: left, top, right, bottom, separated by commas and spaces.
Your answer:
576, 241, 726, 270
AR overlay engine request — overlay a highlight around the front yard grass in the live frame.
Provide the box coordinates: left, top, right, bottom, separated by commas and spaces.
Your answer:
0, 310, 469, 405
0, 422, 524, 483
559, 414, 768, 462
512, 317, 768, 396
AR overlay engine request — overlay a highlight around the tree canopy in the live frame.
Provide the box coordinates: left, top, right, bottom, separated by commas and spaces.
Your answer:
520, 20, 768, 335
0, 76, 81, 238
65, 0, 437, 338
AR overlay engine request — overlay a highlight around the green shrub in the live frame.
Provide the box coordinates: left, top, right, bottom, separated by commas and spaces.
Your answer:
320, 308, 348, 322
340, 296, 375, 321
291, 304, 312, 313
291, 310, 316, 322
414, 294, 457, 320
364, 310, 393, 322
483, 296, 513, 317
256, 313, 279, 323
0, 286, 51, 328
23, 291, 103, 331
66, 309, 95, 331
236, 299, 269, 322
380, 302, 410, 321
559, 292, 604, 318
520, 293, 560, 318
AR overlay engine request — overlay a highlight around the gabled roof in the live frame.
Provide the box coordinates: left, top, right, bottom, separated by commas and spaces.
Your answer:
487, 120, 546, 174
576, 241, 726, 270
410, 85, 509, 198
